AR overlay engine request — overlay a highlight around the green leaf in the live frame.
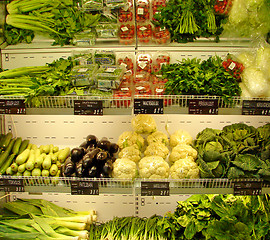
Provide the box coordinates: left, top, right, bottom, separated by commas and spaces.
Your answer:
227, 166, 245, 179
184, 220, 197, 239
232, 154, 263, 171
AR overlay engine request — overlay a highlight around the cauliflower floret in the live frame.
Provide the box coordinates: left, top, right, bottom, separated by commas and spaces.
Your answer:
169, 129, 193, 147
118, 145, 142, 163
170, 157, 200, 179
169, 144, 198, 164
144, 142, 169, 159
131, 114, 157, 134
117, 131, 144, 150
112, 158, 137, 179
138, 156, 170, 179
147, 131, 169, 146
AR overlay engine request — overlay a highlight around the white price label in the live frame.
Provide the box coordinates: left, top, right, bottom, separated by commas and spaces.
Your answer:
121, 26, 129, 32
137, 8, 144, 15
228, 62, 236, 70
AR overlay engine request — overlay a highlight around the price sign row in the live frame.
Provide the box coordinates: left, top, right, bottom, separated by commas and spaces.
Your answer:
1, 99, 270, 116
0, 178, 24, 192
233, 179, 263, 196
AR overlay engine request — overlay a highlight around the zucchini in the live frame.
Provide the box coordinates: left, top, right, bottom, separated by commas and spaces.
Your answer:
10, 162, 19, 173
42, 154, 52, 170
25, 149, 35, 171
16, 148, 30, 165
58, 147, 70, 163
0, 153, 16, 175
17, 163, 26, 173
12, 137, 22, 155
18, 139, 30, 155
1, 132, 13, 150
5, 166, 13, 175
0, 138, 16, 168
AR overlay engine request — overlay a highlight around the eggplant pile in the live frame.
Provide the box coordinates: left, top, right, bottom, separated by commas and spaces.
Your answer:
62, 135, 119, 178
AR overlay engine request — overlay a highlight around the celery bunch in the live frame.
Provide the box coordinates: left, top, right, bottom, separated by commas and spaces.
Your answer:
4, 0, 100, 46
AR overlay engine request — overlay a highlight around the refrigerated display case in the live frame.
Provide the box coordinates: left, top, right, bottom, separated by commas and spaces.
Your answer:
0, 0, 270, 236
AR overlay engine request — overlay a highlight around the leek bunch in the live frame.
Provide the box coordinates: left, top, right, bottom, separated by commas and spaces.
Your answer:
0, 198, 97, 240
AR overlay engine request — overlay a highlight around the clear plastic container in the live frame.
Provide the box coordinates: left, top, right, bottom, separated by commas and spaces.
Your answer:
135, 0, 150, 22
73, 30, 96, 47
70, 64, 99, 87
136, 52, 152, 73
94, 50, 116, 65
152, 26, 170, 45
96, 23, 119, 38
137, 23, 152, 44
96, 65, 126, 89
119, 23, 135, 45
134, 72, 151, 84
152, 51, 170, 73
78, 0, 103, 11
72, 49, 94, 65
105, 0, 127, 8
134, 81, 152, 95
151, 0, 166, 21
117, 53, 135, 73
118, 8, 134, 22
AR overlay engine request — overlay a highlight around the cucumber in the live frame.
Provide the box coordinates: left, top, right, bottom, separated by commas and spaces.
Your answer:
16, 148, 31, 165
42, 154, 52, 170
25, 150, 35, 171
58, 147, 70, 163
18, 139, 30, 155
0, 153, 16, 175
12, 137, 22, 155
0, 138, 16, 169
1, 132, 13, 150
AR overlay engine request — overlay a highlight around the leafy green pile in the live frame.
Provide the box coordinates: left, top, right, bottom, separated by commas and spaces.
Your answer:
157, 194, 270, 240
4, 0, 100, 46
193, 123, 270, 180
161, 56, 241, 103
89, 215, 167, 240
154, 0, 227, 43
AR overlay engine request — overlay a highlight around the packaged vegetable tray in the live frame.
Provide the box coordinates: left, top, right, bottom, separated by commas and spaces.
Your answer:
70, 64, 98, 87
96, 65, 125, 89
94, 50, 116, 65
73, 30, 96, 46
96, 23, 119, 38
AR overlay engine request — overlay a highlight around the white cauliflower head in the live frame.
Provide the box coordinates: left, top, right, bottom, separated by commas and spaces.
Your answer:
170, 156, 200, 179
118, 145, 142, 163
117, 131, 144, 150
138, 156, 170, 179
144, 142, 169, 160
169, 144, 198, 164
169, 129, 193, 147
131, 114, 157, 134
147, 131, 169, 146
112, 158, 137, 179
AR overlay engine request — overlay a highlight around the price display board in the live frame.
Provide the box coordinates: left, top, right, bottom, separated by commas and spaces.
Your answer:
242, 100, 270, 115
141, 181, 169, 196
0, 178, 24, 192
74, 100, 103, 115
0, 99, 26, 114
188, 99, 218, 115
233, 179, 262, 196
70, 180, 99, 195
134, 98, 163, 114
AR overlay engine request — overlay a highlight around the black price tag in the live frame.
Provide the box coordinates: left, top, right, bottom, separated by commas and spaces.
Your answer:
233, 179, 262, 196
242, 100, 270, 115
0, 178, 24, 192
0, 99, 26, 114
74, 100, 103, 115
188, 99, 218, 115
141, 181, 169, 196
134, 99, 163, 114
70, 180, 99, 195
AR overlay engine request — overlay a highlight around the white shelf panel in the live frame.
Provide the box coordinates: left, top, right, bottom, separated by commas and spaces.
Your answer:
4, 114, 269, 148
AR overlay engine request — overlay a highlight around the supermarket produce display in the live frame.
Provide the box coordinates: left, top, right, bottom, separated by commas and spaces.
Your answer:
0, 0, 270, 238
